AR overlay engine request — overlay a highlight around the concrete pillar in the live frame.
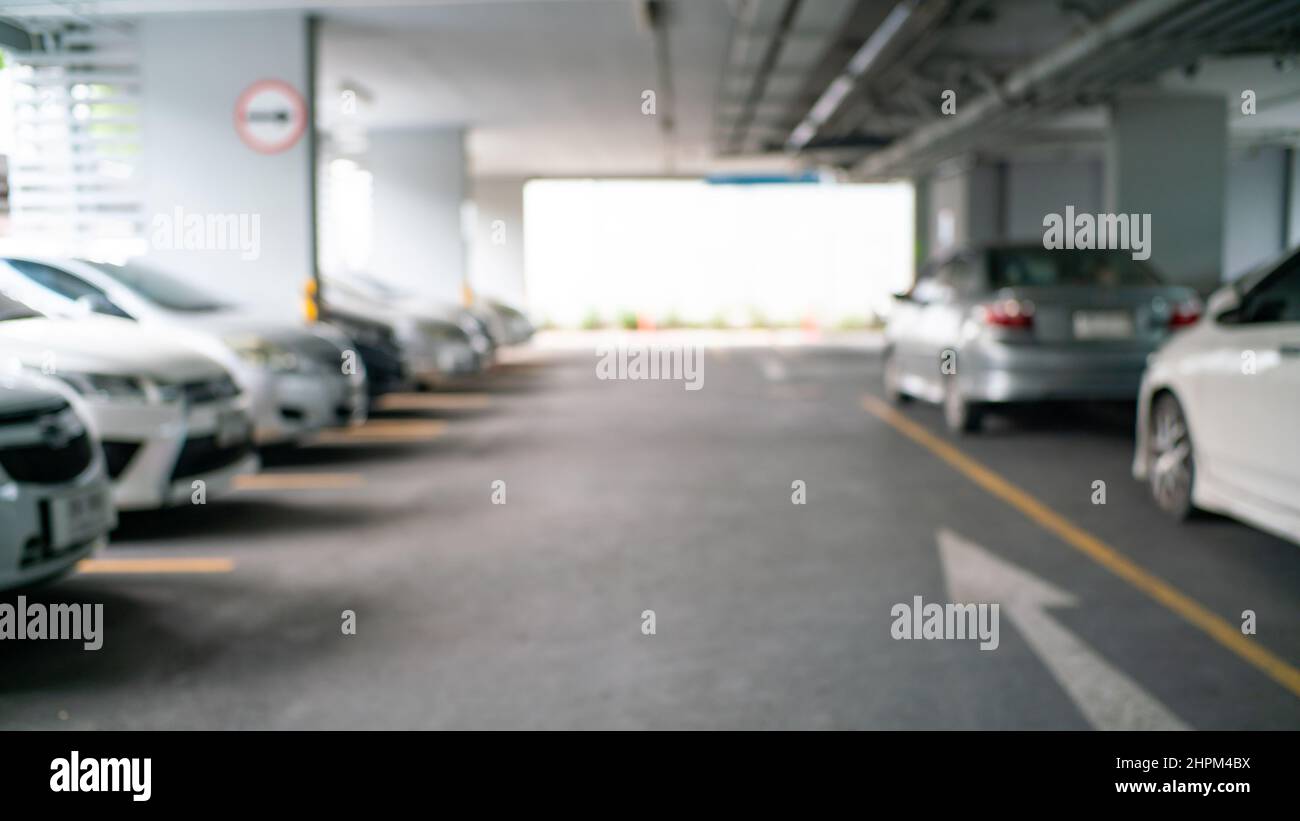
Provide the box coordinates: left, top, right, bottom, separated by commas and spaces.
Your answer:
1224, 145, 1289, 280
1003, 155, 1104, 241
1106, 93, 1227, 290
468, 177, 528, 308
138, 12, 313, 315
912, 174, 930, 269
1286, 147, 1299, 251
924, 153, 1106, 264
923, 156, 1002, 260
366, 127, 466, 304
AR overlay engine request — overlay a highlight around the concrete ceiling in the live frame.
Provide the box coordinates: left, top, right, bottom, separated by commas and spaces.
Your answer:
4, 0, 1299, 179
317, 0, 755, 178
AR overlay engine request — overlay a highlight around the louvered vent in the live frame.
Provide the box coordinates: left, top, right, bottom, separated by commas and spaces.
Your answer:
7, 22, 143, 257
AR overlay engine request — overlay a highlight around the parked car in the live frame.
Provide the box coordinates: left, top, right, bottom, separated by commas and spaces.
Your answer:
481, 299, 535, 346
883, 243, 1202, 432
0, 378, 116, 590
0, 292, 258, 511
0, 256, 367, 445
321, 273, 490, 384
1133, 246, 1300, 544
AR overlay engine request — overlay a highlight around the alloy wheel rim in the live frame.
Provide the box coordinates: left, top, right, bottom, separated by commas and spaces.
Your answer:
1150, 401, 1192, 510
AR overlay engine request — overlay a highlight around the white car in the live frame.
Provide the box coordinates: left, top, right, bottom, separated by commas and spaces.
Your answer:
0, 378, 116, 590
0, 293, 258, 511
1133, 247, 1300, 544
0, 256, 367, 445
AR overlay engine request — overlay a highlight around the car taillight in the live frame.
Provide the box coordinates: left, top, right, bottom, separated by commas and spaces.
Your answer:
1168, 299, 1201, 329
978, 299, 1035, 329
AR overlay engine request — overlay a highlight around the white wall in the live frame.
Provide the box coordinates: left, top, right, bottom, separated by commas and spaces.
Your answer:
138, 12, 312, 317
524, 179, 913, 327
468, 177, 527, 307
1224, 145, 1287, 281
366, 127, 466, 304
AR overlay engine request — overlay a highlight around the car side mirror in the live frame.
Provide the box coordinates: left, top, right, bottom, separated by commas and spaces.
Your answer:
71, 295, 99, 317
75, 293, 128, 318
1206, 285, 1241, 323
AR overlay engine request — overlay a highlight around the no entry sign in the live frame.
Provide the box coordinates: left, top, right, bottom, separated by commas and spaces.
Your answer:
234, 79, 307, 154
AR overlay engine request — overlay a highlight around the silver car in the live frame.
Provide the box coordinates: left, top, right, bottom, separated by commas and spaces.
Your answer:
883, 244, 1202, 432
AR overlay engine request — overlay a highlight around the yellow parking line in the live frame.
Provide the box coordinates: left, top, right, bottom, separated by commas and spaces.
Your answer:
311, 419, 447, 445
374, 392, 491, 412
860, 393, 1300, 699
77, 557, 235, 574
233, 473, 364, 491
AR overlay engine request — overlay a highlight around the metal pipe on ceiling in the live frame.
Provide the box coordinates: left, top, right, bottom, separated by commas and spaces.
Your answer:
853, 0, 1199, 178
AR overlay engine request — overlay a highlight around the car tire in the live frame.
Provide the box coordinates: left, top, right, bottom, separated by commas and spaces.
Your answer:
1148, 392, 1196, 520
882, 350, 911, 404
943, 377, 982, 433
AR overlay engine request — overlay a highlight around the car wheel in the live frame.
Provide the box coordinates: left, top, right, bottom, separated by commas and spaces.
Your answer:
882, 350, 911, 404
943, 378, 982, 433
1149, 392, 1196, 520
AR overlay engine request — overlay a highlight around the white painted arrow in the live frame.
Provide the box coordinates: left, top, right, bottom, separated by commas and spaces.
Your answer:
937, 528, 1189, 731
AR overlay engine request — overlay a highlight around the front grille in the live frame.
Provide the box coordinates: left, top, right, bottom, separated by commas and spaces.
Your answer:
0, 431, 94, 484
101, 440, 141, 479
169, 435, 252, 482
0, 398, 68, 425
180, 375, 241, 405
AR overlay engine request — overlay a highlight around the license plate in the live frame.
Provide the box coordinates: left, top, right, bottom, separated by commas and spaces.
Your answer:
50, 488, 114, 550
215, 410, 249, 448
1073, 310, 1134, 339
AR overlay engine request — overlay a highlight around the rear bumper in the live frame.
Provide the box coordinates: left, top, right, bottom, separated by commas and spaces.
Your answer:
960, 343, 1151, 403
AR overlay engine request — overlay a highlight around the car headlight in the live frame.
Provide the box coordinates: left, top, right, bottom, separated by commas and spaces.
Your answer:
54, 370, 148, 402
224, 335, 303, 374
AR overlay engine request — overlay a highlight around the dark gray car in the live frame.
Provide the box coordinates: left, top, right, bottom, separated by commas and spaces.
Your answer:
883, 243, 1202, 433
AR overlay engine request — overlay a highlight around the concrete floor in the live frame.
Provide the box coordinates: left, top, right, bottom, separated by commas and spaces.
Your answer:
2, 343, 1298, 729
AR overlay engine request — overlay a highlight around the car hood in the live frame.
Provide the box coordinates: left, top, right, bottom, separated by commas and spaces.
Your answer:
0, 316, 229, 382
158, 311, 320, 345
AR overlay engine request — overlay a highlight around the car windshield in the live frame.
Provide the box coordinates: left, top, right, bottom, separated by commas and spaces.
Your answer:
0, 291, 41, 321
85, 260, 229, 312
988, 248, 1164, 289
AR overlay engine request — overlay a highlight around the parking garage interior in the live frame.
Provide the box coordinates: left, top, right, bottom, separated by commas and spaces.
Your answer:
0, 0, 1298, 737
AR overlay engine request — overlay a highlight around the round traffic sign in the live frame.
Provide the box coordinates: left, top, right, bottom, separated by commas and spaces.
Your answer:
234, 79, 307, 154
